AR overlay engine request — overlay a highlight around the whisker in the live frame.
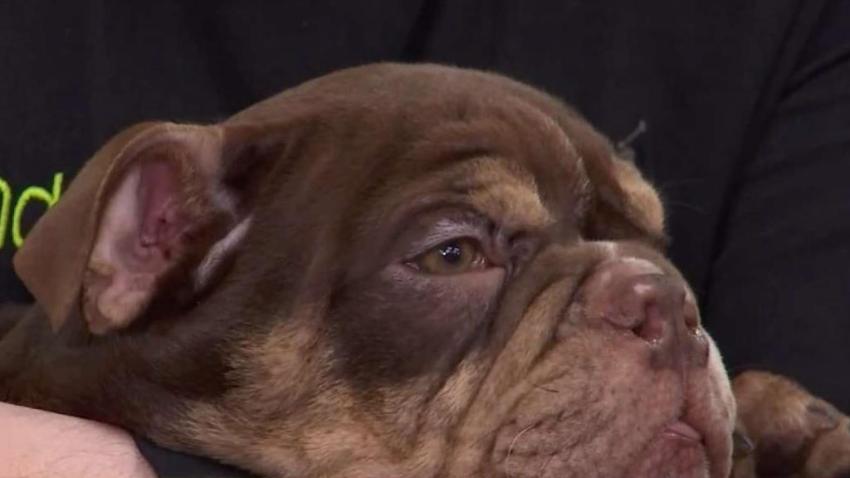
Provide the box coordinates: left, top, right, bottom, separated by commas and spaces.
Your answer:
537, 452, 556, 477
664, 200, 707, 215
506, 423, 536, 478
535, 385, 559, 393
616, 119, 648, 151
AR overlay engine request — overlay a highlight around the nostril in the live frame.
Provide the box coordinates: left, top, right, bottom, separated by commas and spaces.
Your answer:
683, 300, 700, 330
577, 258, 710, 370
634, 302, 666, 343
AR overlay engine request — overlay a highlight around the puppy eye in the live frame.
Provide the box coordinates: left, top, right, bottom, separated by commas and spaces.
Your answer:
412, 239, 490, 274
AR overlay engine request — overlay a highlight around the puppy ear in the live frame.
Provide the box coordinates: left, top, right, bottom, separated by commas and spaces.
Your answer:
14, 121, 271, 334
573, 124, 666, 247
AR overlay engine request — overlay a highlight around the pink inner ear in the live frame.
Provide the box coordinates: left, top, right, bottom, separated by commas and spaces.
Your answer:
136, 159, 187, 263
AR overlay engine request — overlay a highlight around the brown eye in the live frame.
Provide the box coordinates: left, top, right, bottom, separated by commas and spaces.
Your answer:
413, 239, 489, 274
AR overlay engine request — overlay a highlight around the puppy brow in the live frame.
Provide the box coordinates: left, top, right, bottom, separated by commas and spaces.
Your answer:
460, 159, 553, 232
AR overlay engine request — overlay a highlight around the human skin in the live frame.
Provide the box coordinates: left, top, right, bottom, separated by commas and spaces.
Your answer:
0, 402, 155, 478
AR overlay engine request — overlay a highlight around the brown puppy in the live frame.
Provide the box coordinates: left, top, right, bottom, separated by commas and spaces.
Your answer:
0, 63, 838, 477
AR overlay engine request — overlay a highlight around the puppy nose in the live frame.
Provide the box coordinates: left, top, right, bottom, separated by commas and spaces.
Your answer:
580, 258, 708, 369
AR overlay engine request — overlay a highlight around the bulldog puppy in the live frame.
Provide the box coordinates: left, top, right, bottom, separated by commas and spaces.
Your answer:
0, 63, 839, 477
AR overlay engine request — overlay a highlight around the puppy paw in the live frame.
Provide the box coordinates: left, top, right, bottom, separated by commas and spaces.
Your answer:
731, 370, 850, 478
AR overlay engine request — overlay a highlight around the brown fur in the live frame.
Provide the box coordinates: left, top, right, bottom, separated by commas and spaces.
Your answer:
0, 64, 846, 477
732, 371, 850, 478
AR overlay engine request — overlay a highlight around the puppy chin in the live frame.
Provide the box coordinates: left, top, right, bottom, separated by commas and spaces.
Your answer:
626, 432, 710, 478
489, 425, 711, 478
484, 324, 734, 478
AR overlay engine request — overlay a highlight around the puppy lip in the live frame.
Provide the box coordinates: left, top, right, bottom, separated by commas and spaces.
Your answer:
662, 420, 704, 443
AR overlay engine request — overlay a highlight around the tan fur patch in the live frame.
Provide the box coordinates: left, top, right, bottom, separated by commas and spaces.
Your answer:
464, 157, 553, 232
611, 157, 665, 237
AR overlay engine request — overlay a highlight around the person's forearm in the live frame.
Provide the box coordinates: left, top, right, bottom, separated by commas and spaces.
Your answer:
0, 402, 155, 478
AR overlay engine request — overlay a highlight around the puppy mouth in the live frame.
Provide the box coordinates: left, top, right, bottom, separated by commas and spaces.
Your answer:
662, 419, 704, 443
489, 376, 727, 478
622, 395, 737, 478
626, 422, 710, 478
491, 414, 713, 478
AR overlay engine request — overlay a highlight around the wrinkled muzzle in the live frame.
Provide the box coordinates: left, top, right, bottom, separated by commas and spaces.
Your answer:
451, 243, 736, 478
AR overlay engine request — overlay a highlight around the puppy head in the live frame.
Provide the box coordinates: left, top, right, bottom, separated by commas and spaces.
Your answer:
14, 64, 733, 478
